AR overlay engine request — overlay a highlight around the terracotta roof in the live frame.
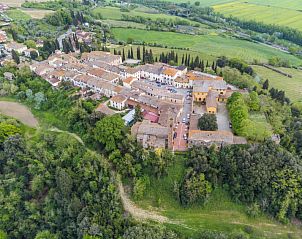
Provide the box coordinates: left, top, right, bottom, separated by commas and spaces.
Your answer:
114, 86, 124, 93
206, 91, 218, 108
87, 68, 106, 78
110, 94, 127, 103
123, 76, 136, 84
175, 76, 189, 83
162, 67, 178, 77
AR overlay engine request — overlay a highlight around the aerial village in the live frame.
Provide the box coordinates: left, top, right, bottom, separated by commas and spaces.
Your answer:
0, 6, 247, 151
28, 49, 247, 151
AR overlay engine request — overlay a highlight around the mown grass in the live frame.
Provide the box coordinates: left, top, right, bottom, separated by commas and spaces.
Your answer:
111, 28, 302, 66
6, 9, 31, 21
91, 6, 200, 26
134, 156, 302, 239
213, 1, 302, 30
100, 19, 146, 29
253, 65, 302, 102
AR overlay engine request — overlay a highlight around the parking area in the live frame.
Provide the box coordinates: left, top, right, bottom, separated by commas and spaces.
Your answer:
191, 102, 232, 132
217, 103, 232, 132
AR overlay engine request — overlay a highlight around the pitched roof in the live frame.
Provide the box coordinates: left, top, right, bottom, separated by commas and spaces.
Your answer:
123, 76, 136, 84
134, 120, 169, 137
162, 67, 178, 77
110, 94, 127, 103
189, 130, 234, 144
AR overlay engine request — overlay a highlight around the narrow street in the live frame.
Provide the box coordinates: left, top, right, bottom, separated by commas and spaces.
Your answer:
173, 90, 192, 151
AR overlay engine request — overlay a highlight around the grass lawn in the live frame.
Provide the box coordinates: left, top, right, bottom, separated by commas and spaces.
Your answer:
253, 65, 302, 102
6, 9, 31, 21
111, 28, 302, 66
100, 19, 146, 29
133, 156, 302, 238
213, 1, 302, 30
91, 6, 200, 26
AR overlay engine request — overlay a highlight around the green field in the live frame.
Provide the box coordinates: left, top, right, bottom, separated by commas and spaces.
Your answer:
6, 9, 31, 21
213, 1, 302, 30
111, 28, 302, 65
92, 6, 198, 25
253, 65, 302, 102
134, 155, 302, 238
100, 19, 146, 29
161, 0, 233, 6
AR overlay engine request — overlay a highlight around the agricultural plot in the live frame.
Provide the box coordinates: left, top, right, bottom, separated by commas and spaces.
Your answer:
213, 1, 302, 30
253, 65, 302, 102
20, 8, 53, 19
100, 19, 146, 29
6, 9, 31, 21
0, 0, 49, 7
111, 28, 302, 66
91, 6, 199, 25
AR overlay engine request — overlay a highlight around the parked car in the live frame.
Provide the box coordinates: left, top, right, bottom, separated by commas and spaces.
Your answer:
229, 121, 233, 128
182, 118, 186, 123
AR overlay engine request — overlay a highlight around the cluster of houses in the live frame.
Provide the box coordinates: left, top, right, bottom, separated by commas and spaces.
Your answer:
31, 50, 245, 150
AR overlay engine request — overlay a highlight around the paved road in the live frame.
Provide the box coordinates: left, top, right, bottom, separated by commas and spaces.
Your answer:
173, 122, 188, 151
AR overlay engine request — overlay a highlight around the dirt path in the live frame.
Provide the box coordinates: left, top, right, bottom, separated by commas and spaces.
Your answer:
118, 182, 170, 223
0, 101, 39, 127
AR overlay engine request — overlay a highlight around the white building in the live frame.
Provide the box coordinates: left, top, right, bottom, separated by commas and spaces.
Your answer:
109, 95, 127, 110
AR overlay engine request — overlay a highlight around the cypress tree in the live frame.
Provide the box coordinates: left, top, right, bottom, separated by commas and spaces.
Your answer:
181, 54, 184, 65
12, 50, 20, 64
137, 47, 141, 60
127, 49, 131, 59
130, 47, 134, 59
122, 49, 125, 62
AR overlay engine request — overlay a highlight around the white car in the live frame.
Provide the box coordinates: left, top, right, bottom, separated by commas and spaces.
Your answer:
182, 118, 186, 123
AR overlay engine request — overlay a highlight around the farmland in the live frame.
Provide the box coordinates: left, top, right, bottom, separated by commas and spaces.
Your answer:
0, 0, 49, 7
253, 65, 302, 102
213, 1, 302, 30
20, 8, 53, 19
91, 6, 199, 25
111, 28, 302, 66
6, 9, 31, 21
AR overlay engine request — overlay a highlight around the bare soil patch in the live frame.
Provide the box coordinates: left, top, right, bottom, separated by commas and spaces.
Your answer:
0, 0, 49, 7
0, 101, 38, 127
21, 8, 54, 19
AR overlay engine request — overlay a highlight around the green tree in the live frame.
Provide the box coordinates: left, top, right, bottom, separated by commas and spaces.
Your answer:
34, 231, 58, 239
12, 50, 20, 65
179, 170, 212, 206
134, 105, 143, 123
198, 114, 218, 131
95, 114, 125, 152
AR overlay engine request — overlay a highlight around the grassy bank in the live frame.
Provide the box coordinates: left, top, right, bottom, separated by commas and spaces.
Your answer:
253, 65, 302, 102
111, 28, 302, 66
133, 156, 302, 238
